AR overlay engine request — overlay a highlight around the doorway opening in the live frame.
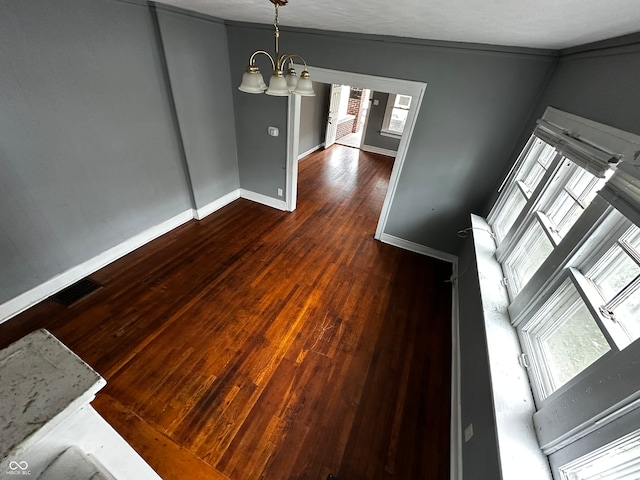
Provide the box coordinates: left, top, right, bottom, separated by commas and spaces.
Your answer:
328, 85, 371, 149
286, 66, 427, 241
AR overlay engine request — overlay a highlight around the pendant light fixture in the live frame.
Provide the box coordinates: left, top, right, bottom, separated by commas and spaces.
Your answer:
238, 0, 315, 97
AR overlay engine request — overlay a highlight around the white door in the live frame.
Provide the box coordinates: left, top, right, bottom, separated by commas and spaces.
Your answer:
324, 84, 342, 149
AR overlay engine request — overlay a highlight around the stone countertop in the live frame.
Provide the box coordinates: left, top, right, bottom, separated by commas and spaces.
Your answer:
0, 329, 106, 464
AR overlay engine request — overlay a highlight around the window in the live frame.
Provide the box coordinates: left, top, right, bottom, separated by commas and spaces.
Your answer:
381, 94, 411, 136
585, 225, 640, 345
558, 427, 640, 480
498, 154, 608, 298
521, 275, 612, 400
486, 107, 640, 475
492, 137, 556, 241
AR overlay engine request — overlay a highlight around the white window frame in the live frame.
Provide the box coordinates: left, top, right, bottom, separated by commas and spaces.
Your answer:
491, 136, 558, 243
558, 427, 640, 479
498, 155, 607, 299
380, 93, 411, 137
519, 272, 613, 400
485, 107, 640, 474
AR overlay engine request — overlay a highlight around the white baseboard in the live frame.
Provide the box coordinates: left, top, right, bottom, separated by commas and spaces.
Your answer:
361, 145, 397, 157
379, 232, 462, 480
0, 210, 194, 324
240, 189, 286, 211
193, 189, 240, 220
0, 187, 290, 324
298, 143, 324, 161
379, 233, 458, 264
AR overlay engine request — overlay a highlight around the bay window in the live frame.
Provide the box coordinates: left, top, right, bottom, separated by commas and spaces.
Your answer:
485, 107, 640, 477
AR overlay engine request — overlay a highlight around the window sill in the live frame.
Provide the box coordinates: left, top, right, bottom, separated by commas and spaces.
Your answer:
379, 130, 402, 139
469, 214, 552, 480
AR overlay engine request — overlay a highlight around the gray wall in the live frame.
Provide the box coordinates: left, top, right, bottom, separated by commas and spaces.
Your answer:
362, 91, 401, 152
298, 82, 330, 158
533, 38, 640, 138
226, 23, 556, 254
227, 25, 289, 199
156, 8, 239, 210
0, 0, 193, 304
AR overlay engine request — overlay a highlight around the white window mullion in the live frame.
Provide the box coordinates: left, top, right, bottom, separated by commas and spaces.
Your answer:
603, 274, 640, 313
569, 267, 625, 351
536, 211, 562, 247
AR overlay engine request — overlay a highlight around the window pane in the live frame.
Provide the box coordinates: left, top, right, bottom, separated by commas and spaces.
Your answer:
546, 190, 577, 233
587, 225, 640, 346
590, 245, 640, 301
394, 94, 411, 109
614, 288, 640, 343
545, 166, 600, 239
509, 221, 554, 292
566, 167, 598, 198
543, 298, 610, 389
624, 225, 640, 250
521, 161, 546, 195
389, 108, 408, 133
519, 140, 556, 194
536, 141, 556, 168
559, 428, 640, 480
493, 188, 527, 240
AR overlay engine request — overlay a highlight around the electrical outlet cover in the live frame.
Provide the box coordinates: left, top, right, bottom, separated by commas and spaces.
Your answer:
464, 423, 474, 443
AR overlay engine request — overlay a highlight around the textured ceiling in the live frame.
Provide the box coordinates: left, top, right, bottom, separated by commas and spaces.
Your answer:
156, 0, 640, 50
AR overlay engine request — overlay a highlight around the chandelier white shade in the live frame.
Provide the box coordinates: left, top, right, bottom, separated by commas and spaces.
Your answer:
238, 0, 315, 97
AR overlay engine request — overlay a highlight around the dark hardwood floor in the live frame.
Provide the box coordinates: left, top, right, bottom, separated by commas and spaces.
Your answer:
1, 145, 453, 480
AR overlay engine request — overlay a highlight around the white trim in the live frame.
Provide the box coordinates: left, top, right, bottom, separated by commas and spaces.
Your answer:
287, 66, 427, 241
0, 187, 289, 324
68, 406, 162, 480
0, 210, 194, 324
361, 145, 398, 158
450, 260, 463, 480
559, 426, 640, 479
380, 231, 463, 480
193, 189, 240, 220
298, 143, 325, 161
358, 93, 372, 150
286, 95, 301, 212
543, 107, 640, 163
374, 83, 426, 241
240, 188, 287, 211
379, 233, 457, 264
379, 130, 402, 139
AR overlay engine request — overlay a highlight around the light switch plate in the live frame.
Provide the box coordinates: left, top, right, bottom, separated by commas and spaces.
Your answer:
268, 126, 279, 137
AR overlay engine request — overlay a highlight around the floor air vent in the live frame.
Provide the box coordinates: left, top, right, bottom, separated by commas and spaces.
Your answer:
53, 277, 102, 307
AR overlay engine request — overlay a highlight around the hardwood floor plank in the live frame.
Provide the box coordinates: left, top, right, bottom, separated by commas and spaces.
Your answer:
92, 393, 231, 480
1, 146, 452, 479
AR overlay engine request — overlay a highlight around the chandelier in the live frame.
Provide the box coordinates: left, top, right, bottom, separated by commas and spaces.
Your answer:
238, 0, 315, 96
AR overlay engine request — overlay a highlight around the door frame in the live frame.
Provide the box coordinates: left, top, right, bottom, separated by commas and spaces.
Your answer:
286, 65, 427, 240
